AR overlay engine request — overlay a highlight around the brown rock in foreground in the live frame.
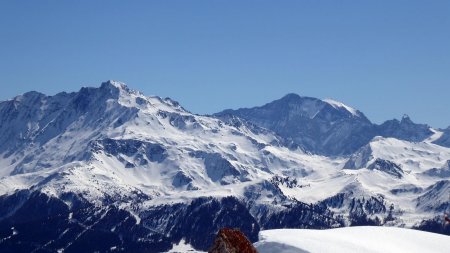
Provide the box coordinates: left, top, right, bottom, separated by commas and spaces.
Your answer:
208, 228, 258, 253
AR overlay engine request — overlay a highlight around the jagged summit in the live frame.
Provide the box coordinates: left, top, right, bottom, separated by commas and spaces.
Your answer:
98, 80, 146, 98
101, 79, 128, 90
98, 80, 128, 96
378, 115, 432, 142
4, 80, 130, 106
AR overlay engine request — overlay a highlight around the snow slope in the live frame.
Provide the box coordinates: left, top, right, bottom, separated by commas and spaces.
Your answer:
255, 227, 450, 253
322, 98, 360, 117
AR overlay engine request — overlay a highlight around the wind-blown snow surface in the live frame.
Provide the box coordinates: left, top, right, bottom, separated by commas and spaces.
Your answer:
255, 227, 450, 253
322, 98, 360, 117
0, 81, 449, 252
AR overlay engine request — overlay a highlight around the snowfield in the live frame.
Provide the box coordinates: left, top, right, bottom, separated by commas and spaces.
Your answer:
255, 227, 450, 253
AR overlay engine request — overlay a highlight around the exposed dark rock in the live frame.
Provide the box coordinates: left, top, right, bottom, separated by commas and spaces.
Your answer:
433, 126, 450, 148
416, 180, 450, 212
209, 228, 258, 253
390, 185, 423, 195
367, 159, 403, 178
189, 151, 241, 183
343, 144, 373, 169
377, 115, 433, 142
172, 171, 193, 188
421, 160, 450, 178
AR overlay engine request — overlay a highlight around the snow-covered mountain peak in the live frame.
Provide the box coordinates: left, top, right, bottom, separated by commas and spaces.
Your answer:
90, 81, 187, 114
98, 80, 142, 101
216, 93, 374, 156
322, 98, 360, 117
102, 79, 128, 90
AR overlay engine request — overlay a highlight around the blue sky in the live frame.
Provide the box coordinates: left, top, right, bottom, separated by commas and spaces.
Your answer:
1, 1, 449, 128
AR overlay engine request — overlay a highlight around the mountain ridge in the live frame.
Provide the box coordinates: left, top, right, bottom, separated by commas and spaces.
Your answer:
0, 81, 449, 252
215, 93, 438, 156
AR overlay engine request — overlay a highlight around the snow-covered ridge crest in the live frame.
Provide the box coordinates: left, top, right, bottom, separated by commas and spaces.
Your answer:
96, 80, 188, 114
104, 80, 128, 90
322, 98, 360, 117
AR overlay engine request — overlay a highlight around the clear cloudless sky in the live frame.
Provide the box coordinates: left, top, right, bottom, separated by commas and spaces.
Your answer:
1, 1, 449, 128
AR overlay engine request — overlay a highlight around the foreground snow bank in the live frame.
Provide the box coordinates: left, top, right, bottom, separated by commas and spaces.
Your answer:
255, 227, 450, 253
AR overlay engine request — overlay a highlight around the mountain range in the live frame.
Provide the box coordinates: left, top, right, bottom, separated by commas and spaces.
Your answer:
0, 81, 449, 252
216, 93, 436, 156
